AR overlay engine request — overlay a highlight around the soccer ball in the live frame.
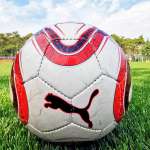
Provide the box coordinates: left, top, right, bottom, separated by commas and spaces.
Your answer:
10, 22, 132, 142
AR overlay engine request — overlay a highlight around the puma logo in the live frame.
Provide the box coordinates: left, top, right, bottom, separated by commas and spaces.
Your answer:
44, 89, 99, 128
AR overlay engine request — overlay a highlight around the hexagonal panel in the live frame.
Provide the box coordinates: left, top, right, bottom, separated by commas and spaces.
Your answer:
39, 54, 102, 98
20, 37, 43, 82
96, 38, 120, 80
24, 77, 70, 132
72, 75, 116, 130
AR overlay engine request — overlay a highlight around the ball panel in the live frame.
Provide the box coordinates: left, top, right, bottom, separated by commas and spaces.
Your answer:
75, 23, 94, 39
58, 39, 78, 47
39, 54, 101, 98
20, 37, 43, 82
96, 38, 120, 80
27, 122, 102, 142
100, 121, 117, 139
44, 25, 96, 52
95, 36, 109, 55
113, 49, 128, 122
46, 24, 64, 39
35, 25, 105, 66
72, 75, 116, 130
10, 53, 29, 124
24, 77, 70, 131
54, 22, 86, 40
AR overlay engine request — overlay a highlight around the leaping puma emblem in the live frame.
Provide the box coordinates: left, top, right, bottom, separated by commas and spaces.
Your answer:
44, 89, 99, 128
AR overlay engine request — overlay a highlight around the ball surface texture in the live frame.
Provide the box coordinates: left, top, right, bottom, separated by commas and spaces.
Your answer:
10, 22, 132, 142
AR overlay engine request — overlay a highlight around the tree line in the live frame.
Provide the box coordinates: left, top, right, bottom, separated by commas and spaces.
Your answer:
0, 32, 32, 56
111, 34, 150, 60
0, 32, 150, 60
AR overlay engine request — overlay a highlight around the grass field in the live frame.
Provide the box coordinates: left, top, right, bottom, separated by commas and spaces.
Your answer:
0, 60, 150, 150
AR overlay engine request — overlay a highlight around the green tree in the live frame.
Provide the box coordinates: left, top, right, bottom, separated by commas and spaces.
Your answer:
111, 34, 145, 55
142, 41, 150, 57
0, 32, 32, 56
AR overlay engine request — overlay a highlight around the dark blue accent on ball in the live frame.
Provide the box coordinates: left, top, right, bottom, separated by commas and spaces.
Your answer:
45, 28, 95, 53
98, 30, 108, 36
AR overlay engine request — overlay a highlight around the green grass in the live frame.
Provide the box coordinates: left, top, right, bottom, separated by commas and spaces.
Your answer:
0, 60, 150, 150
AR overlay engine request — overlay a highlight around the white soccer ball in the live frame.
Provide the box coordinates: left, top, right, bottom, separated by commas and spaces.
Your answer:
10, 22, 132, 142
